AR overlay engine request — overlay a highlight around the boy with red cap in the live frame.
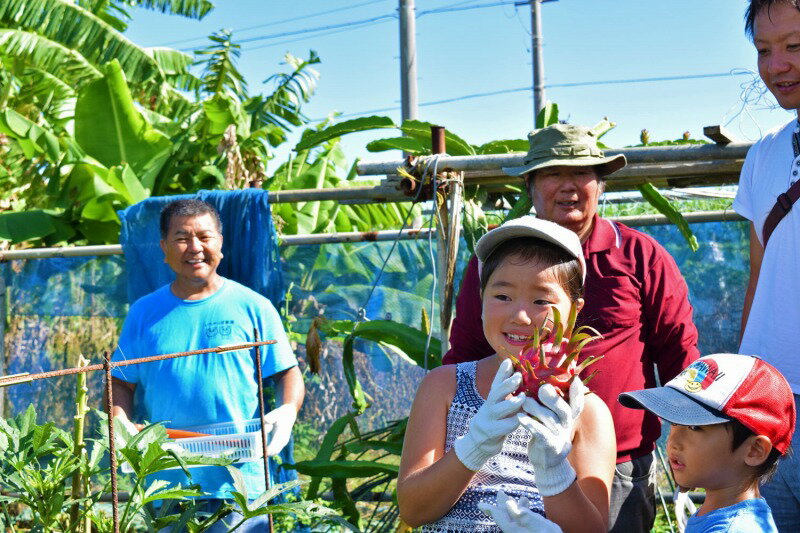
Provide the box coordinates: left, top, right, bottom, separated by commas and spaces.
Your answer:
619, 354, 795, 532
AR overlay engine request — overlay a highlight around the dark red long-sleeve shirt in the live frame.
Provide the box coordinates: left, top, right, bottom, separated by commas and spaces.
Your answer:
445, 216, 700, 463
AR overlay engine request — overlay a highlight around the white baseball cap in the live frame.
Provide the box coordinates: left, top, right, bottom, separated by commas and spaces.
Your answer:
475, 215, 586, 282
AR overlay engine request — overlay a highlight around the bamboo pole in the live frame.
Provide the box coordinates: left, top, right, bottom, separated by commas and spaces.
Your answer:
69, 355, 90, 533
356, 143, 753, 176
430, 125, 463, 357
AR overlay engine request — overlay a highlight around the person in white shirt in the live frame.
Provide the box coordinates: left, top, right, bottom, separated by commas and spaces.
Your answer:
733, 1, 800, 530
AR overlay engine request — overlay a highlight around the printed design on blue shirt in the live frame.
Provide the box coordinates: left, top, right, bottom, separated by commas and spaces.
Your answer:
204, 319, 234, 339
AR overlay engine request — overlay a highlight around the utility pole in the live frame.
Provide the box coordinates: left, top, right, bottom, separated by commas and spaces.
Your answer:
399, 0, 418, 122
530, 0, 557, 125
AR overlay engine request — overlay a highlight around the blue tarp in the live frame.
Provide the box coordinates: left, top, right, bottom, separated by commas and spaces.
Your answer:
118, 189, 284, 307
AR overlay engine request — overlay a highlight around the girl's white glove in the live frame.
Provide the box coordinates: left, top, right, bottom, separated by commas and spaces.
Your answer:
478, 490, 562, 533
453, 359, 525, 471
518, 378, 585, 497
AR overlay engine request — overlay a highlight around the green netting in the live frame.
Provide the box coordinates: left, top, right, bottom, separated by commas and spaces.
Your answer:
0, 220, 749, 435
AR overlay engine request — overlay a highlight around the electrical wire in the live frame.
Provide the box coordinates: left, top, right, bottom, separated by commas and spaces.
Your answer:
159, 0, 392, 47
244, 18, 393, 52
327, 70, 752, 120
245, 0, 497, 52
172, 0, 519, 52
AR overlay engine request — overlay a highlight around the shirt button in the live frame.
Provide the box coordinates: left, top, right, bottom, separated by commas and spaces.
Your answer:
794, 170, 799, 176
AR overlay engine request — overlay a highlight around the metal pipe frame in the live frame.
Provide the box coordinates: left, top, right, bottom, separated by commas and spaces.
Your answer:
0, 211, 744, 262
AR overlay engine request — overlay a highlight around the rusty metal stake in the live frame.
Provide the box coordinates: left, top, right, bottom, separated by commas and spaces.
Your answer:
254, 328, 274, 533
431, 125, 446, 155
0, 341, 277, 388
103, 351, 120, 533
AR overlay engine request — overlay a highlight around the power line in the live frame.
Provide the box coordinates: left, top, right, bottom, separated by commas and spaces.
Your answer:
245, 20, 393, 52
178, 12, 398, 51
240, 0, 517, 47
324, 71, 752, 120
419, 0, 518, 16
176, 0, 520, 52
158, 0, 391, 47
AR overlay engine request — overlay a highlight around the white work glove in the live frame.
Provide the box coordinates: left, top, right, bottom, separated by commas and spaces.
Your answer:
674, 487, 697, 532
518, 378, 585, 497
263, 404, 297, 456
453, 359, 525, 471
478, 490, 562, 533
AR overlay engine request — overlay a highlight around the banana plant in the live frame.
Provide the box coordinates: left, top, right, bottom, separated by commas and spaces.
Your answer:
293, 102, 700, 251
0, 27, 322, 246
286, 316, 440, 530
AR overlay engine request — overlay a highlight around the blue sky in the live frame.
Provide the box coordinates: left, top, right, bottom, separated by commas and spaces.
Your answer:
126, 0, 796, 171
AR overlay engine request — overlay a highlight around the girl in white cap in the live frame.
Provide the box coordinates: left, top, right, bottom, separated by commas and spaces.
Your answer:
397, 216, 616, 532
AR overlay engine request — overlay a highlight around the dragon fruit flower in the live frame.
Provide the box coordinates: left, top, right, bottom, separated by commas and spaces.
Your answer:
503, 301, 603, 402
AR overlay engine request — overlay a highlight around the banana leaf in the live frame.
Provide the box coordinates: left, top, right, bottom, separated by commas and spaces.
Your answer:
74, 59, 170, 190
400, 119, 476, 156
476, 139, 529, 154
294, 115, 395, 152
366, 136, 428, 155
637, 183, 699, 252
286, 459, 398, 479
536, 101, 559, 128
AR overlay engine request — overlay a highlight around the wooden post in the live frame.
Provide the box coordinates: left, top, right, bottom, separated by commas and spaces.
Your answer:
431, 126, 463, 358
0, 273, 5, 418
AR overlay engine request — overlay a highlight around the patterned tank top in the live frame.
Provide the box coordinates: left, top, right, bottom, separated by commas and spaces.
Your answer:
421, 361, 545, 532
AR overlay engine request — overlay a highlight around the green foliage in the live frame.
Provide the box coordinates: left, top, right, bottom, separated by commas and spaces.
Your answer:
293, 319, 438, 530
0, 403, 344, 531
536, 101, 559, 129
637, 183, 699, 252
196, 30, 246, 99
75, 60, 171, 186
399, 119, 476, 156
0, 12, 322, 246
366, 136, 427, 154
294, 115, 395, 152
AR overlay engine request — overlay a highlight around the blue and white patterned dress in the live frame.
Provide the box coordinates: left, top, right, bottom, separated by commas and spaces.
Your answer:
421, 361, 545, 532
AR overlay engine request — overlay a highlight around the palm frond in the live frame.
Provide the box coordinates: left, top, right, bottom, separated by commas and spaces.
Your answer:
15, 67, 76, 125
76, 0, 131, 32
0, 29, 102, 89
145, 46, 193, 75
0, 0, 163, 87
195, 29, 246, 99
132, 0, 214, 20
251, 50, 320, 135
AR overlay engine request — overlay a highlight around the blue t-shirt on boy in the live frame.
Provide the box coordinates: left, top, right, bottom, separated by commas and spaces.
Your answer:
686, 498, 777, 533
111, 278, 297, 499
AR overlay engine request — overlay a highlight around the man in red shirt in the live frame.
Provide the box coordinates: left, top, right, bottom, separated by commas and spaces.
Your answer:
446, 124, 699, 532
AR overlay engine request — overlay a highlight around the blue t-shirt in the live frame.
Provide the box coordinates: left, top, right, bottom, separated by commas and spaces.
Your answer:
686, 498, 777, 532
111, 278, 297, 499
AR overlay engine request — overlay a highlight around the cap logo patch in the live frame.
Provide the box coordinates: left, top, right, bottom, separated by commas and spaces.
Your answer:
680, 359, 721, 393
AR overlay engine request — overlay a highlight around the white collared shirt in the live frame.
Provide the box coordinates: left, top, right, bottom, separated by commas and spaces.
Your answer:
733, 119, 800, 393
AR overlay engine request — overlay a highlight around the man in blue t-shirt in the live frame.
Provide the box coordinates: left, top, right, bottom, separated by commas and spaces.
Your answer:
110, 199, 304, 528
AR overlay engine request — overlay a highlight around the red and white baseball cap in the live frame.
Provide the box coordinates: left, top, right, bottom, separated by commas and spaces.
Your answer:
619, 353, 796, 454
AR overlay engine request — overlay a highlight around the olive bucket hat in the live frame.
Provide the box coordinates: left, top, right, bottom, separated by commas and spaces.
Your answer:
502, 124, 627, 178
